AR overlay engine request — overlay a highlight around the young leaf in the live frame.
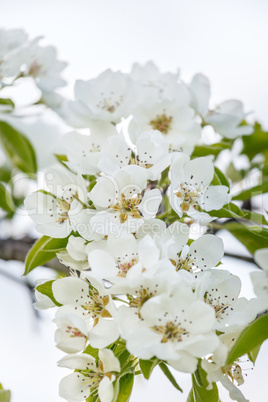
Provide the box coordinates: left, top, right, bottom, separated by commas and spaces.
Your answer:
0, 389, 11, 402
83, 344, 99, 361
36, 280, 61, 307
226, 314, 268, 365
0, 183, 14, 213
159, 362, 183, 392
139, 357, 159, 380
118, 350, 131, 368
209, 203, 245, 220
114, 372, 134, 402
192, 142, 232, 158
24, 235, 69, 275
186, 388, 194, 402
191, 363, 219, 402
241, 122, 268, 162
0, 98, 15, 109
232, 180, 268, 201
223, 223, 268, 254
211, 167, 230, 188
0, 121, 37, 174
248, 344, 262, 365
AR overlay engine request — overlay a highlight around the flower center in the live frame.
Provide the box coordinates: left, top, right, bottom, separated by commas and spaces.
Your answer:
174, 183, 200, 212
129, 288, 152, 311
152, 321, 189, 343
109, 193, 142, 223
66, 325, 87, 338
97, 94, 123, 113
170, 255, 195, 272
29, 61, 42, 77
56, 198, 71, 224
222, 363, 244, 386
81, 293, 111, 323
150, 113, 172, 134
117, 257, 138, 277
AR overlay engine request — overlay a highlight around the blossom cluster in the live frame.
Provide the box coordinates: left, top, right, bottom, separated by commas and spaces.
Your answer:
0, 28, 66, 97
24, 60, 267, 402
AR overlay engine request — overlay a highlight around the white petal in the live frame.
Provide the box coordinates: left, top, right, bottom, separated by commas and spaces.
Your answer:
184, 157, 214, 188
139, 188, 162, 219
52, 277, 89, 305
89, 318, 119, 349
99, 376, 115, 402
88, 249, 118, 279
254, 248, 268, 271
58, 353, 96, 370
59, 372, 91, 401
99, 349, 120, 373
189, 234, 224, 270
203, 185, 229, 211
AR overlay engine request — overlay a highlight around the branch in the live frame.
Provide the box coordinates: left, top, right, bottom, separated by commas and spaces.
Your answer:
224, 252, 257, 266
0, 237, 68, 273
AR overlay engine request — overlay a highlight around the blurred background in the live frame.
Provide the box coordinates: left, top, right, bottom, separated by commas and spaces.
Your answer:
1, 0, 267, 401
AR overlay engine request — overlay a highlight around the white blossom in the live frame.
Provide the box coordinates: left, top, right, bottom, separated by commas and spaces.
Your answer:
169, 153, 230, 223
58, 349, 120, 402
129, 99, 201, 154
89, 165, 162, 235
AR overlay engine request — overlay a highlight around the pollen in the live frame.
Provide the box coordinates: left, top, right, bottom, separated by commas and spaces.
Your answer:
109, 193, 142, 223
150, 113, 173, 134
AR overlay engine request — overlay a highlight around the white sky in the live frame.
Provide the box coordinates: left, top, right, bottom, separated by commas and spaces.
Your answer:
1, 1, 268, 401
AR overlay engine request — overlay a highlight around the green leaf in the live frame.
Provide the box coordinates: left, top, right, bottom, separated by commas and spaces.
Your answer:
159, 362, 183, 392
227, 314, 268, 365
118, 350, 131, 368
232, 180, 268, 201
86, 394, 98, 402
187, 388, 194, 402
139, 357, 159, 380
0, 384, 11, 402
0, 390, 11, 402
192, 142, 232, 158
0, 166, 12, 183
0, 121, 37, 174
191, 364, 219, 402
242, 210, 268, 226
36, 280, 61, 307
211, 167, 230, 188
24, 235, 69, 275
209, 202, 245, 220
241, 122, 268, 162
0, 183, 14, 213
248, 343, 262, 365
114, 372, 134, 402
0, 98, 14, 111
83, 344, 99, 361
223, 222, 268, 254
